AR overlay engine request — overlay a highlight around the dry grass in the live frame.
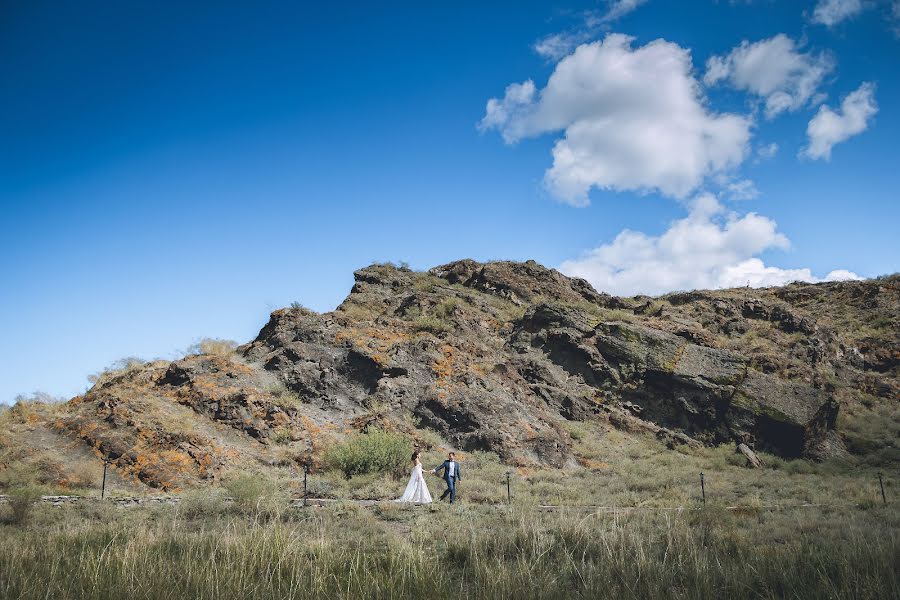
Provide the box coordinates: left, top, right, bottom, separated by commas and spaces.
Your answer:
0, 497, 896, 599
188, 338, 239, 357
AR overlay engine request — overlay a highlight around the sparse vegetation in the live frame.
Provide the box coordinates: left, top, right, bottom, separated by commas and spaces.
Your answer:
11, 391, 65, 405
188, 337, 239, 357
87, 356, 148, 385
1, 263, 896, 598
263, 380, 304, 409
412, 316, 451, 335
434, 297, 459, 319
412, 273, 445, 293
0, 486, 42, 525
222, 473, 288, 516
177, 487, 227, 518
271, 428, 293, 445
0, 500, 896, 599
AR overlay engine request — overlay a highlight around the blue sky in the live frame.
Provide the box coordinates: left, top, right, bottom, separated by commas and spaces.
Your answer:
1, 0, 898, 404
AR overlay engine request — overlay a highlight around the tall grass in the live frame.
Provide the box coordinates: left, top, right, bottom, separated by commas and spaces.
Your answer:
0, 502, 896, 599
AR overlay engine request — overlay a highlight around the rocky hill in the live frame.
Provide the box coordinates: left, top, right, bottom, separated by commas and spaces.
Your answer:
2, 260, 897, 491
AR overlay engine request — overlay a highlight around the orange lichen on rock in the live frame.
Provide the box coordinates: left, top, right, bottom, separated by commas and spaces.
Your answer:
335, 326, 409, 366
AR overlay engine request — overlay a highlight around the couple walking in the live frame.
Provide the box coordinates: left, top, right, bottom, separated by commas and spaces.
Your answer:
395, 450, 461, 504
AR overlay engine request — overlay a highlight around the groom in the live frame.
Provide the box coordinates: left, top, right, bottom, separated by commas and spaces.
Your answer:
431, 452, 461, 504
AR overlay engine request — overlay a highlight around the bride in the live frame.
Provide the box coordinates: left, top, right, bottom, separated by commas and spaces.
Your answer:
395, 450, 433, 504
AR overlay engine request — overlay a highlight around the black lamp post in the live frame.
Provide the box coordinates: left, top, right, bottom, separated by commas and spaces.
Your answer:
101, 460, 109, 500
303, 463, 310, 507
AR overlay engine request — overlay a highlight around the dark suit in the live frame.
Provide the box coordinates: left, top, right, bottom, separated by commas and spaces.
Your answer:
433, 460, 461, 503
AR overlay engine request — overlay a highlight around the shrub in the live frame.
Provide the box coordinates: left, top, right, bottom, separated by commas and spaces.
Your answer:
188, 338, 238, 357
412, 316, 451, 335
305, 478, 333, 498
412, 427, 443, 451
11, 391, 65, 405
434, 298, 459, 319
64, 462, 101, 490
264, 381, 303, 409
271, 428, 293, 445
325, 429, 411, 479
87, 357, 147, 385
412, 274, 444, 292
2, 486, 42, 525
223, 473, 288, 517
289, 302, 319, 315
179, 488, 227, 518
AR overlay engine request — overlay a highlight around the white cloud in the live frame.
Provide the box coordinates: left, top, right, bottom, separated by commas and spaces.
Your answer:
559, 194, 860, 296
704, 35, 834, 119
480, 81, 536, 140
812, 0, 866, 26
534, 1, 650, 60
724, 179, 759, 200
600, 0, 649, 23
802, 82, 877, 160
534, 32, 592, 61
481, 34, 752, 205
891, 0, 900, 35
757, 142, 779, 160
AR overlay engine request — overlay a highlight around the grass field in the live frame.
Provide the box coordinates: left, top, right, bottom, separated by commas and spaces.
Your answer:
3, 400, 898, 599
0, 498, 897, 600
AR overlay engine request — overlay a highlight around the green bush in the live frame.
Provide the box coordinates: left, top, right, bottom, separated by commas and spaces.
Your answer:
325, 429, 411, 479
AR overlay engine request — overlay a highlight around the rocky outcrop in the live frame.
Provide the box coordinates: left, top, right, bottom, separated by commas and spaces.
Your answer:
511, 305, 839, 459
32, 260, 900, 488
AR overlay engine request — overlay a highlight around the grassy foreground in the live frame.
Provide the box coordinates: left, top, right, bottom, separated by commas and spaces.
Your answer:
1, 499, 897, 600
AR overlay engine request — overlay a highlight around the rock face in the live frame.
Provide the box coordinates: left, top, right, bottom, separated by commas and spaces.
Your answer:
32, 260, 900, 488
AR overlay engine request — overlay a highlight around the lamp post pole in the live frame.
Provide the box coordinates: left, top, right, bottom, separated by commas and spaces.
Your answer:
101, 460, 109, 500
303, 464, 310, 507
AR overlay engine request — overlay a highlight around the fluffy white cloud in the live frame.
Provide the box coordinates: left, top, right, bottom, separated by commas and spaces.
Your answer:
803, 82, 877, 160
480, 81, 537, 140
559, 195, 860, 296
704, 35, 834, 119
812, 0, 865, 26
481, 34, 752, 205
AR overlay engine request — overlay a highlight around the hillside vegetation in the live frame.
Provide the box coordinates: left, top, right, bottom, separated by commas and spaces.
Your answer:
0, 260, 896, 498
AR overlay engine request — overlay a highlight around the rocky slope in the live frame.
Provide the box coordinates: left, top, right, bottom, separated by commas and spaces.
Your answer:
3, 260, 897, 490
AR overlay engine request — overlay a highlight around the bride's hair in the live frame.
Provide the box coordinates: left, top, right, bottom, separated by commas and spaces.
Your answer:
411, 450, 420, 461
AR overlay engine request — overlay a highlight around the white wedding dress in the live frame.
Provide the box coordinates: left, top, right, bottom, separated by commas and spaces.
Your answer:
395, 463, 433, 504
